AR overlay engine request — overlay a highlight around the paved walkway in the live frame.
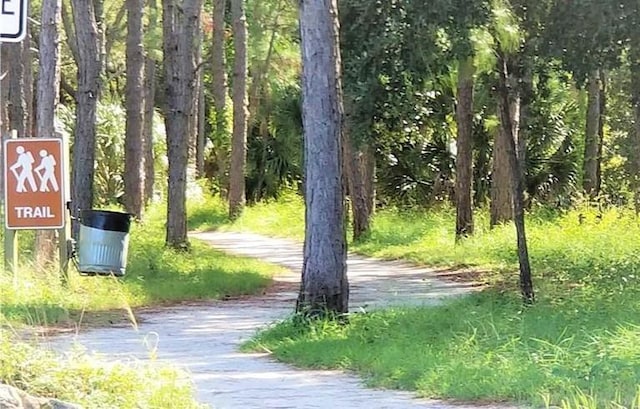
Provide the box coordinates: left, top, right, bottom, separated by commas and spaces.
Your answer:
44, 232, 511, 409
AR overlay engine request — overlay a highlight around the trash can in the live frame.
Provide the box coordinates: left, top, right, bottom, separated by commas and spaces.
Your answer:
77, 210, 132, 277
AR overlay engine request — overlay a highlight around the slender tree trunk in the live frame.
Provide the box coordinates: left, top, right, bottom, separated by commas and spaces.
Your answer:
363, 145, 375, 215
6, 40, 30, 138
212, 0, 229, 193
596, 70, 606, 197
190, 13, 203, 169
491, 68, 520, 227
496, 52, 534, 304
143, 56, 156, 206
343, 133, 370, 241
630, 39, 640, 215
163, 0, 202, 248
297, 0, 348, 316
490, 113, 513, 226
583, 69, 601, 198
229, 0, 249, 219
0, 46, 7, 136
455, 57, 475, 240
124, 0, 145, 219
71, 0, 102, 237
196, 69, 206, 177
34, 0, 62, 266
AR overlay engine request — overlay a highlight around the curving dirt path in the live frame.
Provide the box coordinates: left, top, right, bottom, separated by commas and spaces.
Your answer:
44, 232, 513, 409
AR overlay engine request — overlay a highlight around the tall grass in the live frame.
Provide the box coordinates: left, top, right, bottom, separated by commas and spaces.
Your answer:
0, 330, 204, 408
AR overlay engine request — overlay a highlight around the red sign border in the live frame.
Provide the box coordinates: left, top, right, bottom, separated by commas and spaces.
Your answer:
4, 138, 66, 230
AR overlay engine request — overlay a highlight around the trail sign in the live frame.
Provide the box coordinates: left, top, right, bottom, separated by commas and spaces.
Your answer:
4, 138, 66, 229
0, 0, 28, 43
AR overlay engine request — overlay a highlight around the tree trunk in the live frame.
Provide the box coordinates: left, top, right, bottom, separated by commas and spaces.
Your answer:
163, 0, 202, 248
363, 145, 375, 215
490, 111, 513, 226
124, 0, 145, 219
297, 0, 348, 316
0, 46, 7, 136
496, 52, 534, 304
596, 70, 606, 197
583, 69, 601, 198
455, 57, 475, 240
630, 35, 640, 215
344, 138, 368, 241
196, 69, 206, 177
34, 0, 62, 267
491, 68, 520, 227
228, 0, 249, 219
211, 0, 229, 192
143, 56, 156, 206
6, 40, 30, 139
71, 0, 102, 237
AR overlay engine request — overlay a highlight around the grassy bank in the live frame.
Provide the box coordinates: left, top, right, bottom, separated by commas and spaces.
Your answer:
1, 201, 284, 326
189, 194, 640, 407
0, 331, 204, 408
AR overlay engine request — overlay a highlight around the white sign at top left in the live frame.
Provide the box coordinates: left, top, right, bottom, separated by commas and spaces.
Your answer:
0, 0, 28, 43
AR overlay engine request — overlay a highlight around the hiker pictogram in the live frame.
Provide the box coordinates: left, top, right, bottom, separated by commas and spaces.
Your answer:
34, 149, 59, 192
9, 145, 38, 193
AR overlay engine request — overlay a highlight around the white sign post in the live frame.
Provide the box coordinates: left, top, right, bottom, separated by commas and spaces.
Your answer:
0, 0, 28, 43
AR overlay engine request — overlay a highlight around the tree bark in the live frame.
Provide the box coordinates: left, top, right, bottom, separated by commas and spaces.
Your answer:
491, 69, 520, 227
143, 56, 156, 206
163, 0, 202, 248
583, 69, 601, 198
455, 57, 475, 240
34, 0, 62, 267
496, 52, 534, 304
297, 0, 348, 316
344, 133, 373, 241
228, 0, 249, 219
124, 0, 145, 219
211, 0, 229, 192
71, 0, 102, 237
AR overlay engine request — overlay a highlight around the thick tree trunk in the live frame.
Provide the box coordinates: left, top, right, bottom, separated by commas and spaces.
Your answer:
497, 52, 534, 304
124, 0, 145, 219
583, 69, 601, 198
143, 56, 156, 206
228, 0, 249, 219
35, 0, 62, 267
297, 0, 348, 316
163, 0, 202, 248
71, 0, 102, 237
455, 57, 475, 240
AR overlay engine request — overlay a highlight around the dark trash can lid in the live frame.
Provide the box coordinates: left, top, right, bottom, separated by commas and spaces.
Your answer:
80, 209, 131, 233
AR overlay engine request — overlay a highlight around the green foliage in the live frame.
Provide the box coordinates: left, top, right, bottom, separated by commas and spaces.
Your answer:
58, 101, 168, 207
0, 332, 204, 408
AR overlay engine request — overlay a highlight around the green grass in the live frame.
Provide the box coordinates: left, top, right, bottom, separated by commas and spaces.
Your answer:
1, 201, 285, 327
247, 289, 640, 407
193, 194, 640, 407
0, 331, 204, 408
